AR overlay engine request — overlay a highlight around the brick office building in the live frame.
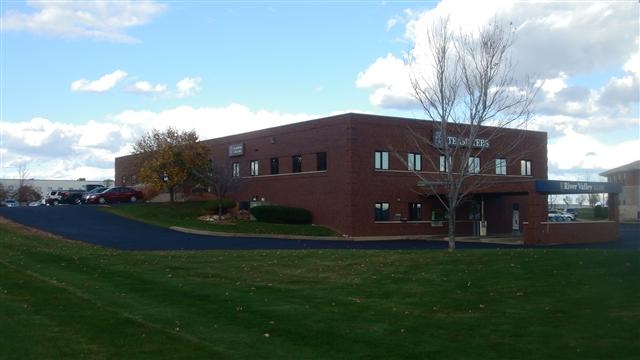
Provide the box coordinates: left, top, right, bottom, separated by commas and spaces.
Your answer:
116, 113, 621, 244
600, 160, 640, 221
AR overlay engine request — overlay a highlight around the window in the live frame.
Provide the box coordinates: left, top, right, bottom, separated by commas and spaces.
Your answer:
468, 156, 480, 174
232, 162, 240, 177
408, 153, 422, 171
250, 160, 259, 176
375, 151, 389, 170
317, 152, 327, 171
521, 160, 532, 176
409, 203, 422, 221
439, 154, 448, 172
292, 155, 303, 173
495, 158, 507, 175
270, 157, 279, 175
374, 202, 390, 221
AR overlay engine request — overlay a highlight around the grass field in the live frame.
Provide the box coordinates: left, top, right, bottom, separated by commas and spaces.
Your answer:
1, 219, 638, 359
105, 202, 339, 237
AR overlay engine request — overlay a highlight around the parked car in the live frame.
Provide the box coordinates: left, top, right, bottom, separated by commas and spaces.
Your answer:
85, 187, 143, 204
81, 187, 107, 203
1, 199, 18, 207
548, 210, 574, 221
85, 184, 106, 192
45, 191, 63, 205
46, 190, 84, 205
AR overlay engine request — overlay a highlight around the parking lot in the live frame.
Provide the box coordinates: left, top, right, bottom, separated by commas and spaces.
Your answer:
0, 205, 638, 250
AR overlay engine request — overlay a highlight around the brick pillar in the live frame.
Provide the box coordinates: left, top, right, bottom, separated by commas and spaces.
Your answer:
608, 193, 619, 222
524, 186, 547, 245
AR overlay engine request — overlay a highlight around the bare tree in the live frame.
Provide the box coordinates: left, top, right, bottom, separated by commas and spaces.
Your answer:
0, 183, 8, 201
409, 17, 538, 250
15, 163, 40, 204
191, 160, 242, 217
576, 194, 587, 207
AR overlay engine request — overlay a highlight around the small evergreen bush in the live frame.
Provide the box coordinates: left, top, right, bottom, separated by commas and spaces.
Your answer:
594, 205, 609, 219
204, 199, 237, 214
249, 205, 312, 224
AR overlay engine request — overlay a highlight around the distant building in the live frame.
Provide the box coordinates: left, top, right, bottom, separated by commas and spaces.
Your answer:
600, 160, 640, 221
0, 178, 114, 198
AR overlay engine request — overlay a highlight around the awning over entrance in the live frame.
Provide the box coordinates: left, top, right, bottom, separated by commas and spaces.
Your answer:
535, 180, 622, 194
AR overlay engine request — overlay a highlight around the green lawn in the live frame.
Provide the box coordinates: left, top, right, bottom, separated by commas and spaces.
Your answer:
104, 202, 339, 237
1, 220, 638, 359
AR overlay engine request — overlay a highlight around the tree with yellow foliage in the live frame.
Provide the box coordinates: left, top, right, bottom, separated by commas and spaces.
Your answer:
132, 128, 210, 202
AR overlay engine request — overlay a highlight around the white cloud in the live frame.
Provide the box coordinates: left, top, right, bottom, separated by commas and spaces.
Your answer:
386, 17, 399, 31
71, 70, 128, 92
547, 130, 640, 180
128, 81, 168, 94
70, 72, 203, 97
0, 0, 166, 43
623, 49, 640, 77
355, 53, 415, 108
1, 105, 322, 180
361, 1, 638, 109
175, 77, 202, 98
536, 73, 568, 101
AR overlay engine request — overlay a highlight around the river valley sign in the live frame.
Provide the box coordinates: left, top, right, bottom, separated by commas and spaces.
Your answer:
535, 180, 622, 194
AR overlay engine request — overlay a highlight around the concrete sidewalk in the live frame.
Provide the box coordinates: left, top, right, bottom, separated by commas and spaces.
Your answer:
171, 226, 524, 245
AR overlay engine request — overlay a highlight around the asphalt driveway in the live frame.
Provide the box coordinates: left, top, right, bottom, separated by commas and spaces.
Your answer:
1, 205, 637, 250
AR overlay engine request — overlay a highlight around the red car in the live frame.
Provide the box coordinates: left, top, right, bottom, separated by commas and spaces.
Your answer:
85, 187, 143, 204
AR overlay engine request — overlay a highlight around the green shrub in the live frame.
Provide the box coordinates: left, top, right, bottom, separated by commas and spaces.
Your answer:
203, 199, 237, 214
249, 205, 312, 224
594, 205, 609, 219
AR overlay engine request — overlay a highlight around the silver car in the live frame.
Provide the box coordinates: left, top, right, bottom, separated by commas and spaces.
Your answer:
2, 199, 18, 207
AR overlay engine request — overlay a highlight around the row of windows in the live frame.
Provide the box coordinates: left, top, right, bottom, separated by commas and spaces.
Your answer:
375, 202, 423, 221
235, 152, 327, 177
374, 151, 532, 176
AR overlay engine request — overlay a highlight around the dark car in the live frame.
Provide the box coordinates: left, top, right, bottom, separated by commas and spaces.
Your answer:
85, 187, 143, 204
46, 190, 84, 205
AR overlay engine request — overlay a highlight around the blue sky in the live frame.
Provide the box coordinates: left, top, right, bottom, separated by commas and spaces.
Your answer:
1, 0, 639, 181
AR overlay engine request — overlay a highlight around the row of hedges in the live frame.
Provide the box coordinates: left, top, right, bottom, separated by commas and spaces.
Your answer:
594, 205, 609, 219
203, 199, 237, 213
249, 205, 312, 224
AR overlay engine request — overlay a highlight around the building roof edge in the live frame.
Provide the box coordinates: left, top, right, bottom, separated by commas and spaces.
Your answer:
599, 160, 640, 176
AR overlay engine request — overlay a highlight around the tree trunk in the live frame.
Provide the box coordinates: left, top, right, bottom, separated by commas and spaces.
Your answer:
447, 211, 456, 251
169, 186, 175, 203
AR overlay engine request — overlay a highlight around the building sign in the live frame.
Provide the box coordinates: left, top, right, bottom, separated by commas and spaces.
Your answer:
535, 180, 622, 194
228, 143, 244, 157
433, 131, 490, 149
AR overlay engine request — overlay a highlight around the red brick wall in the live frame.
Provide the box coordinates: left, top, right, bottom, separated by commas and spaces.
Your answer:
527, 221, 619, 245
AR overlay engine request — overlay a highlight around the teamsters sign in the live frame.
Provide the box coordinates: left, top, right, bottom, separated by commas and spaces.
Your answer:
432, 131, 490, 149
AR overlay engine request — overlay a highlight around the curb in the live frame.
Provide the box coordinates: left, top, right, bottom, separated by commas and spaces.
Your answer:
169, 226, 524, 245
